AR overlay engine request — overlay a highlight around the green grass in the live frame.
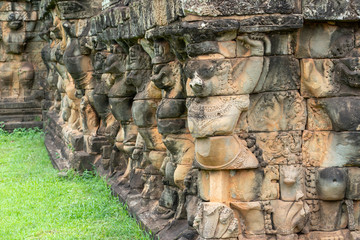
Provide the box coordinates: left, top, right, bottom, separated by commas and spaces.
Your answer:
0, 127, 151, 240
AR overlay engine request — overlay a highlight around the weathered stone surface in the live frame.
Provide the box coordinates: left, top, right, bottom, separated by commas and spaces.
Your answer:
238, 15, 303, 33
301, 58, 360, 98
248, 91, 307, 131
193, 202, 239, 239
280, 165, 305, 201
266, 32, 296, 55
261, 166, 280, 200
185, 58, 264, 96
306, 200, 348, 231
296, 23, 354, 59
276, 235, 298, 240
182, 0, 298, 16
231, 201, 265, 235
350, 231, 360, 240
198, 166, 279, 203
271, 200, 309, 234
254, 131, 302, 165
303, 131, 360, 167
194, 135, 259, 170
253, 56, 300, 93
187, 96, 249, 137
0, 0, 45, 130
298, 229, 351, 240
186, 41, 236, 58
351, 201, 360, 230
316, 167, 347, 201
303, 0, 360, 21
347, 169, 360, 200
197, 170, 230, 202
229, 166, 279, 201
307, 97, 360, 131
229, 169, 263, 201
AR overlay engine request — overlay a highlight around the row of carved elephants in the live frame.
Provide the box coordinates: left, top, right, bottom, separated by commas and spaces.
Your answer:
38, 11, 280, 238
40, 13, 277, 171
35, 3, 360, 239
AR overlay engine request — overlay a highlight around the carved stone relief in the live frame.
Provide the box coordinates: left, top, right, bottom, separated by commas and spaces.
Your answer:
29, 0, 360, 239
194, 202, 239, 239
248, 91, 307, 132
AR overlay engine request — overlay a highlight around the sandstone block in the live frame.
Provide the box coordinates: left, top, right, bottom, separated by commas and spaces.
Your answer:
109, 97, 133, 122
186, 41, 236, 58
298, 229, 351, 240
260, 166, 280, 200
248, 91, 307, 131
303, 131, 360, 167
280, 165, 305, 201
185, 58, 265, 96
238, 15, 303, 33
158, 185, 178, 210
229, 168, 278, 201
254, 131, 302, 165
303, 0, 360, 21
182, 0, 298, 16
307, 97, 360, 131
252, 56, 300, 93
296, 23, 354, 58
301, 58, 360, 98
351, 231, 360, 240
347, 168, 360, 200
306, 200, 348, 231
194, 202, 239, 239
194, 135, 258, 170
316, 167, 347, 201
185, 195, 200, 227
276, 234, 298, 240
351, 201, 360, 230
132, 100, 159, 128
271, 200, 309, 234
137, 128, 165, 151
231, 201, 265, 235
197, 170, 230, 202
57, 1, 101, 19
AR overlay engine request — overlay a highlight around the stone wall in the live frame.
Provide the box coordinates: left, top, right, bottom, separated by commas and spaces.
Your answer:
0, 0, 45, 131
33, 0, 360, 239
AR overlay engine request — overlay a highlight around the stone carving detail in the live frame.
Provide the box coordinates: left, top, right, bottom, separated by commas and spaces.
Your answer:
248, 91, 307, 131
255, 131, 302, 165
270, 200, 309, 234
184, 33, 274, 170
347, 168, 360, 200
0, 9, 36, 100
280, 165, 304, 201
232, 200, 309, 235
306, 200, 348, 231
305, 168, 317, 199
296, 23, 355, 59
301, 58, 360, 98
194, 202, 239, 239
0, 1, 44, 131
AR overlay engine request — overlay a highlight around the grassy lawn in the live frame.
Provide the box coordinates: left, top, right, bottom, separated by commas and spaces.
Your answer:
0, 128, 151, 240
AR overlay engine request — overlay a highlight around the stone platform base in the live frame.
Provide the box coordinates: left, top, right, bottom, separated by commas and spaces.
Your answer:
0, 101, 43, 131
